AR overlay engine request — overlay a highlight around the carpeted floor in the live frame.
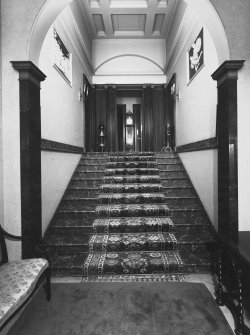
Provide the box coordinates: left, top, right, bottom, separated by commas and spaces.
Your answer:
8, 282, 233, 335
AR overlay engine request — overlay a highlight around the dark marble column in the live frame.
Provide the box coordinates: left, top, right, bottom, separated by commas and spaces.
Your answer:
142, 85, 153, 151
106, 85, 118, 152
212, 60, 245, 241
11, 61, 46, 258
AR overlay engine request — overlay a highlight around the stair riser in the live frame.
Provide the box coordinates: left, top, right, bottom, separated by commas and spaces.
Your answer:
96, 208, 204, 218
103, 177, 161, 184
104, 169, 159, 176
79, 159, 108, 165
172, 217, 208, 225
155, 153, 178, 159
106, 162, 158, 169
156, 158, 180, 164
98, 195, 166, 205
65, 189, 100, 197
100, 185, 163, 193
165, 198, 199, 207
178, 243, 212, 252
159, 171, 187, 178
163, 188, 195, 197
56, 212, 95, 219
51, 263, 212, 277
76, 165, 105, 172
109, 157, 156, 162
45, 245, 89, 254
83, 153, 109, 158
62, 200, 98, 207
51, 267, 84, 277
158, 164, 184, 171
161, 180, 191, 187
49, 227, 93, 235
74, 172, 104, 179
90, 243, 178, 253
175, 225, 214, 238
46, 243, 210, 255
70, 180, 102, 187
49, 224, 212, 237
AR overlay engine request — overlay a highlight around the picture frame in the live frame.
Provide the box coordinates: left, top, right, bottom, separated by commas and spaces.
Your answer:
53, 27, 72, 85
188, 28, 204, 83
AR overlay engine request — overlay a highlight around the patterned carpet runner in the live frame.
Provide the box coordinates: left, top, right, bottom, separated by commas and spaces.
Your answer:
83, 152, 184, 281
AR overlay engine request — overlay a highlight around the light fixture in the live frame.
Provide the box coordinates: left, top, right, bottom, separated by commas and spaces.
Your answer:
79, 84, 89, 101
176, 88, 181, 101
170, 82, 180, 101
79, 87, 83, 101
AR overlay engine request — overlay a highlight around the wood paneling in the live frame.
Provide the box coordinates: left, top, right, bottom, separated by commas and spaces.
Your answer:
85, 84, 168, 152
152, 86, 165, 151
11, 61, 46, 258
212, 60, 245, 241
142, 86, 153, 151
106, 86, 118, 152
85, 86, 96, 151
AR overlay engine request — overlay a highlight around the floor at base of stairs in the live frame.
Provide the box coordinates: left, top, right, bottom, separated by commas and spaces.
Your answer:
50, 273, 237, 332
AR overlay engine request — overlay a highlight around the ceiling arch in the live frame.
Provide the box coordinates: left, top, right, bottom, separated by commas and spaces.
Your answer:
28, 0, 230, 69
95, 54, 164, 73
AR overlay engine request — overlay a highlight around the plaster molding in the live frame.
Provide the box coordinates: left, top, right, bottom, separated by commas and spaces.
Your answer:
164, 8, 200, 81
211, 60, 245, 86
11, 61, 46, 87
176, 137, 218, 153
95, 54, 164, 74
41, 138, 84, 154
77, 0, 94, 40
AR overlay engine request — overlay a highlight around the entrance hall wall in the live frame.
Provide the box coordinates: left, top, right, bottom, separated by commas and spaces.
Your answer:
166, 15, 219, 228
39, 8, 89, 235
209, 0, 250, 232
1, 0, 46, 260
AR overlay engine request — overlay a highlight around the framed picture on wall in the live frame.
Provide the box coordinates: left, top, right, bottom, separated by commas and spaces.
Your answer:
188, 28, 204, 83
53, 27, 72, 85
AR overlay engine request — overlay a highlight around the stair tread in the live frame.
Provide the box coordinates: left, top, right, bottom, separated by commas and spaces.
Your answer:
43, 151, 215, 277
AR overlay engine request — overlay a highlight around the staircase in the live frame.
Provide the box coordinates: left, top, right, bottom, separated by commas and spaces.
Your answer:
43, 152, 216, 280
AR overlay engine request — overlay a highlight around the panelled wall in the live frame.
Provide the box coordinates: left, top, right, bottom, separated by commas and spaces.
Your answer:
85, 85, 169, 153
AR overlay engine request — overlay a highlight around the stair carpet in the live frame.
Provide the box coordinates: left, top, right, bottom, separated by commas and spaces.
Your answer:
43, 152, 215, 280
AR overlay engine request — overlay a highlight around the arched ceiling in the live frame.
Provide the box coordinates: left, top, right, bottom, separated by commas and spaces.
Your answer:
77, 0, 178, 39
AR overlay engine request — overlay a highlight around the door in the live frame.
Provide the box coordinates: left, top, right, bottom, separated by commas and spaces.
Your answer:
133, 104, 141, 152
117, 104, 141, 152
166, 74, 176, 150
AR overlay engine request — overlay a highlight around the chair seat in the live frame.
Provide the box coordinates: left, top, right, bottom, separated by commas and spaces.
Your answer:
0, 258, 48, 327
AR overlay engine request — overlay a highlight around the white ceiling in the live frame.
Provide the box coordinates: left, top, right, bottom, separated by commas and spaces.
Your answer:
78, 0, 178, 39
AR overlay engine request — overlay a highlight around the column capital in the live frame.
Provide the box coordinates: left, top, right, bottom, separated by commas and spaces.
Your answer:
11, 61, 46, 87
211, 60, 245, 86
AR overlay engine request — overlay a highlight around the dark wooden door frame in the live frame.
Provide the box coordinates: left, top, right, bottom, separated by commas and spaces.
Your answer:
166, 73, 176, 150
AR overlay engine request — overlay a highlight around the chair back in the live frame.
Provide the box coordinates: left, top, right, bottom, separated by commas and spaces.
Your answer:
0, 225, 9, 265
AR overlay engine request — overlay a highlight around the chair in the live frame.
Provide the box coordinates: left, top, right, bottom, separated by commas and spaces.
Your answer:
0, 224, 51, 331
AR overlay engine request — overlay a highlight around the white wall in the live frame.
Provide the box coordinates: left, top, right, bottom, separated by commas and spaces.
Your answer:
166, 9, 219, 228
92, 39, 166, 84
174, 26, 218, 145
206, 0, 250, 231
0, 0, 46, 260
41, 152, 80, 235
180, 150, 218, 229
39, 6, 90, 234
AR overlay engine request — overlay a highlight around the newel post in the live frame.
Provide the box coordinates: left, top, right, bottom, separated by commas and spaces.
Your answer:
212, 60, 245, 241
11, 61, 46, 258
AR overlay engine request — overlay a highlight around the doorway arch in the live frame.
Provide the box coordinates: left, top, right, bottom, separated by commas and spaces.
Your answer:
27, 0, 74, 65
28, 0, 230, 67
183, 0, 230, 63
